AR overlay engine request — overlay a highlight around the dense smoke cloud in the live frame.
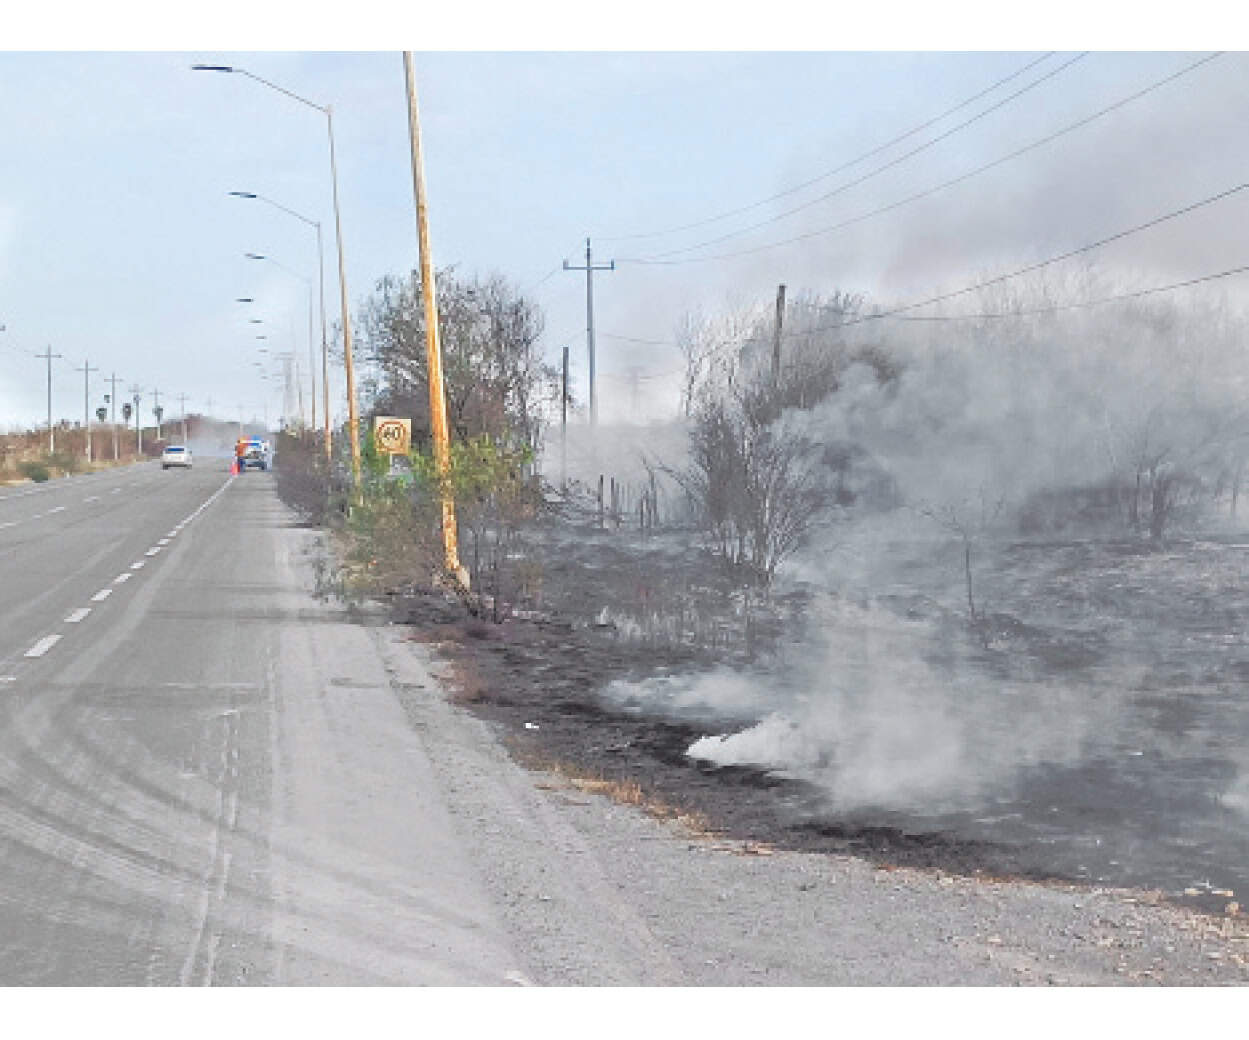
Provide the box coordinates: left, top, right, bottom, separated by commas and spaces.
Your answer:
600, 275, 1249, 816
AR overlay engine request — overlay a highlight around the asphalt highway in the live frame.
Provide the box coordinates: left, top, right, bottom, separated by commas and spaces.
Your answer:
0, 461, 522, 984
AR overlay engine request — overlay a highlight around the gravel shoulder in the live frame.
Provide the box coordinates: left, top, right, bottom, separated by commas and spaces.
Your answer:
373, 622, 1249, 986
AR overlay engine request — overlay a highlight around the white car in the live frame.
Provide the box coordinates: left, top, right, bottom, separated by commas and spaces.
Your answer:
161, 445, 193, 469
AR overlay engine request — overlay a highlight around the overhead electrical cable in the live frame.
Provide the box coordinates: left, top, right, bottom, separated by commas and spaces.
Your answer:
637, 51, 1090, 260
888, 263, 1249, 320
619, 51, 1225, 268
521, 266, 561, 296
789, 179, 1249, 334
788, 263, 1249, 334
599, 332, 676, 346
599, 51, 1059, 243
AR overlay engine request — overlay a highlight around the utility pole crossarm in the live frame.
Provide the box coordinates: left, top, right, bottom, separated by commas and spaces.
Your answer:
562, 237, 615, 427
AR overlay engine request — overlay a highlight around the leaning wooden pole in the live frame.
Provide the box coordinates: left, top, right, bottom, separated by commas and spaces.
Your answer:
403, 51, 465, 587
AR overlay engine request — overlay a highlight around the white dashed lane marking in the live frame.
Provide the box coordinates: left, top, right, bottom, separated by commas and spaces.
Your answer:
1, 475, 232, 665
24, 635, 62, 658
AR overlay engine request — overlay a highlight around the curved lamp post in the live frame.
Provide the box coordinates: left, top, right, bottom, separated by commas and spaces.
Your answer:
230, 190, 328, 460
194, 63, 360, 487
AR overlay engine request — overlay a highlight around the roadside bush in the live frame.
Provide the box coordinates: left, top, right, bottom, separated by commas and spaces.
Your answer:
47, 450, 81, 476
272, 432, 337, 527
19, 460, 50, 482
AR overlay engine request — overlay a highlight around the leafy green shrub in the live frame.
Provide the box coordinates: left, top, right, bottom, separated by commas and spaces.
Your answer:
19, 460, 50, 482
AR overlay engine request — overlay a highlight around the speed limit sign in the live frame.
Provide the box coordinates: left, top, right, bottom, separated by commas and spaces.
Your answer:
373, 416, 412, 455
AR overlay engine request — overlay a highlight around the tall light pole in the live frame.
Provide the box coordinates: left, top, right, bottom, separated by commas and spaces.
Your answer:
106, 372, 121, 460
37, 346, 63, 452
402, 51, 462, 582
245, 249, 314, 431
128, 385, 142, 455
75, 359, 98, 463
230, 190, 328, 457
193, 63, 360, 486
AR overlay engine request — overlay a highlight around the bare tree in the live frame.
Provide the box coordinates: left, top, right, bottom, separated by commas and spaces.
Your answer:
920, 488, 1004, 624
356, 268, 558, 457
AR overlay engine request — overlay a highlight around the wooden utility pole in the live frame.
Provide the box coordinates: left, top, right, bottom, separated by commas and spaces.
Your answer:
563, 238, 614, 427
177, 392, 189, 443
772, 283, 787, 387
75, 360, 98, 462
561, 345, 569, 492
37, 346, 63, 452
151, 387, 162, 441
404, 51, 463, 585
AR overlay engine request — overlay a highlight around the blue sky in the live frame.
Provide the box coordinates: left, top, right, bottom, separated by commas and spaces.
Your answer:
3, 7, 1247, 431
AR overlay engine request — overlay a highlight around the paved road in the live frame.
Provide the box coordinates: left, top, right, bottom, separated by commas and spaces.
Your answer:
0, 462, 522, 984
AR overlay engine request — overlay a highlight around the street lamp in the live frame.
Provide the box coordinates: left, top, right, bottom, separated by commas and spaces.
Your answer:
194, 62, 361, 487
245, 248, 315, 431
231, 189, 328, 455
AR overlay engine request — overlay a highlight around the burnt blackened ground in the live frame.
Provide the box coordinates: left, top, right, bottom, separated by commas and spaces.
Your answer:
390, 577, 1038, 884
387, 521, 1249, 914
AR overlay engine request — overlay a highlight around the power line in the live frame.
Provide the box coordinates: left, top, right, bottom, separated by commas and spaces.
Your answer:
520, 265, 562, 296
600, 332, 676, 347
894, 263, 1249, 321
789, 179, 1249, 333
620, 52, 1225, 268
638, 52, 1090, 260
598, 52, 1060, 244
807, 263, 1249, 330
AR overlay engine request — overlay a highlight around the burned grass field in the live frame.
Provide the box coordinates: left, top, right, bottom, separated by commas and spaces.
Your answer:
392, 518, 1249, 916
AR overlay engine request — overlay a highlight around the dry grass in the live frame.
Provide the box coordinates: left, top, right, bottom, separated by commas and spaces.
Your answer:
511, 747, 719, 837
0, 428, 150, 483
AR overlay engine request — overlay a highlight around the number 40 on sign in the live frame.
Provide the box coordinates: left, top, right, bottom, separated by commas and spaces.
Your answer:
373, 416, 412, 455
